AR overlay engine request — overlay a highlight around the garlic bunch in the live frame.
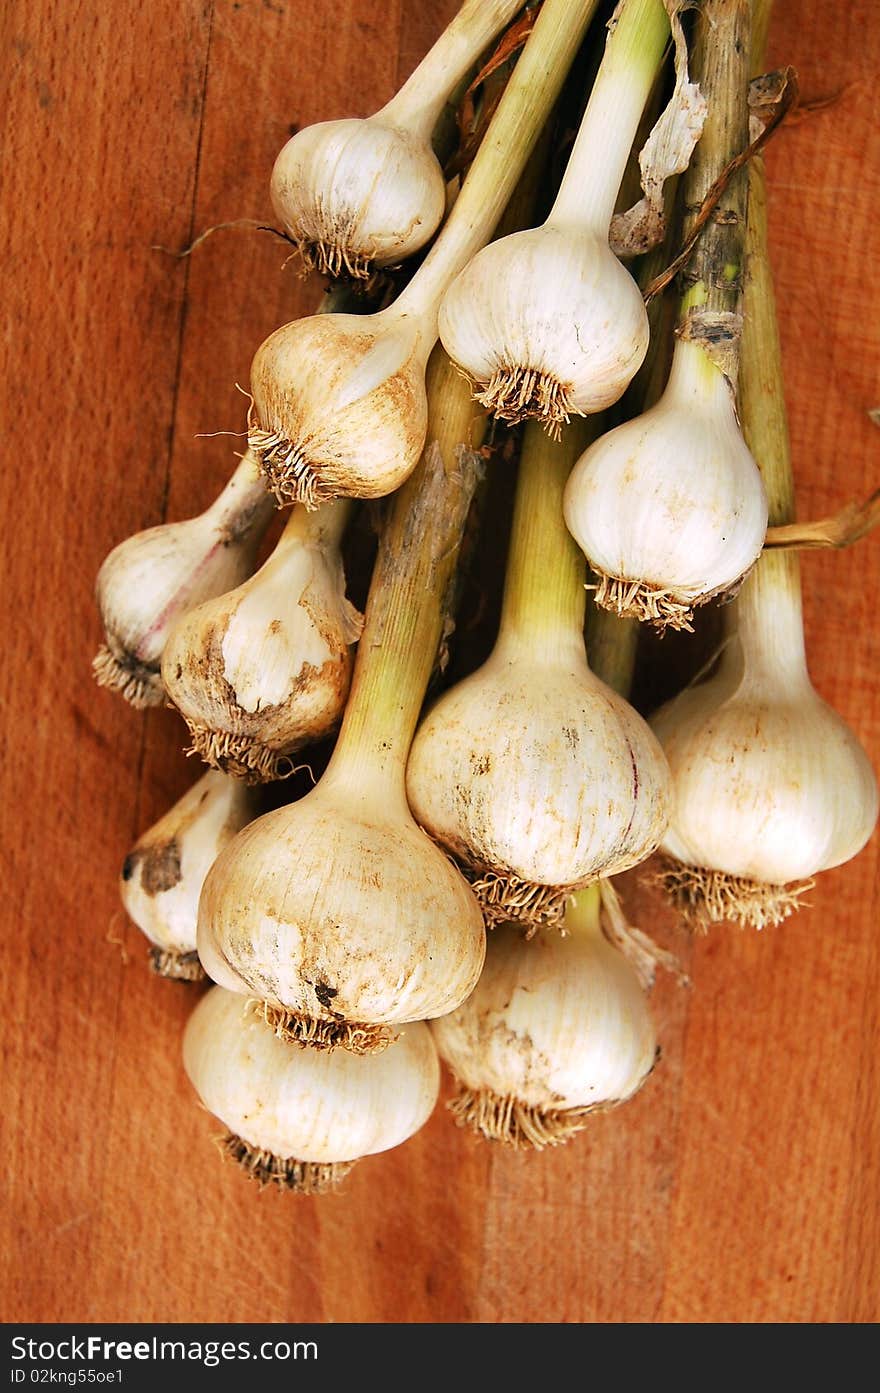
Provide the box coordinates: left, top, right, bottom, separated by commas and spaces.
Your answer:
563, 339, 768, 630
438, 0, 670, 433
249, 0, 598, 506
650, 551, 879, 928
161, 499, 360, 782
120, 770, 255, 980
198, 352, 487, 1053
93, 449, 275, 706
407, 418, 671, 931
184, 987, 440, 1193
431, 884, 658, 1149
271, 0, 525, 279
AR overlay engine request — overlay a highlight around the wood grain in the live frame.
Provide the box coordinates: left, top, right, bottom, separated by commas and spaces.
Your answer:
1, 0, 877, 1324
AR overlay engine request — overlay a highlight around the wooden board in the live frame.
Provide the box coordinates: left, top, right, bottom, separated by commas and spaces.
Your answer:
2, 0, 877, 1324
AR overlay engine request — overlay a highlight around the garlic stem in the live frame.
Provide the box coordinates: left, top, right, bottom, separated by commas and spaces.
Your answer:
739, 157, 795, 527
562, 881, 602, 938
677, 0, 751, 352
496, 417, 595, 662
382, 0, 527, 142
732, 146, 809, 677
732, 549, 808, 683
324, 347, 486, 798
549, 0, 670, 234
585, 604, 639, 700
274, 491, 351, 554
395, 0, 601, 322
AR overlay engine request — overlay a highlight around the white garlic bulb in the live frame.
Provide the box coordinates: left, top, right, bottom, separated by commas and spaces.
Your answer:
438, 0, 671, 431
270, 0, 524, 279
161, 500, 360, 782
120, 770, 255, 980
271, 119, 446, 281
650, 553, 879, 927
439, 223, 649, 430
184, 986, 440, 1192
431, 886, 657, 1149
93, 451, 274, 707
407, 634, 671, 924
564, 339, 769, 630
197, 768, 486, 1053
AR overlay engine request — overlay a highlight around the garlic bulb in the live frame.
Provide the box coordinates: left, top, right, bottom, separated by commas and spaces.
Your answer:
563, 339, 769, 630
407, 637, 671, 925
249, 0, 599, 506
93, 450, 274, 707
198, 352, 487, 1053
161, 499, 360, 782
407, 418, 671, 931
431, 885, 658, 1149
198, 771, 485, 1052
439, 0, 670, 432
249, 304, 432, 507
184, 986, 440, 1193
650, 552, 879, 928
120, 770, 255, 980
270, 0, 526, 279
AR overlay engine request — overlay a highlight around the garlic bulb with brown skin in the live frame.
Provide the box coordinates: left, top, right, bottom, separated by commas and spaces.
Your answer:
184, 987, 440, 1193
431, 884, 658, 1150
438, 0, 670, 433
198, 351, 486, 1053
650, 551, 879, 929
406, 416, 671, 932
120, 770, 256, 980
161, 499, 360, 782
563, 339, 768, 631
93, 449, 275, 707
270, 0, 525, 280
249, 0, 599, 507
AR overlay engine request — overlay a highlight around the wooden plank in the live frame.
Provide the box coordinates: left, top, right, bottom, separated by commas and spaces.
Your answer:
1, 0, 878, 1326
0, 0, 214, 1319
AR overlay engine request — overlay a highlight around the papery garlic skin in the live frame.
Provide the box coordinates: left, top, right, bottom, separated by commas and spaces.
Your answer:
121, 771, 255, 977
650, 629, 879, 887
250, 307, 430, 507
439, 225, 649, 424
564, 341, 769, 619
161, 502, 360, 781
93, 452, 274, 706
431, 904, 657, 1143
271, 119, 447, 279
197, 774, 486, 1041
406, 638, 671, 891
184, 987, 440, 1166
